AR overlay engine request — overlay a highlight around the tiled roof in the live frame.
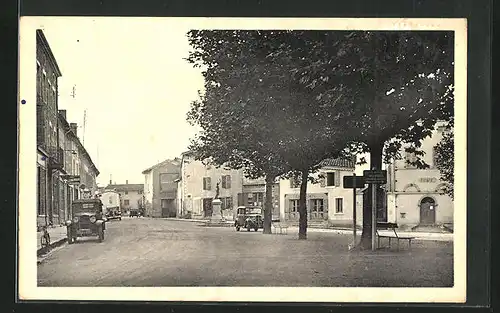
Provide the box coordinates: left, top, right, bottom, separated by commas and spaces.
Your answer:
319, 157, 356, 169
105, 184, 143, 192
142, 158, 181, 174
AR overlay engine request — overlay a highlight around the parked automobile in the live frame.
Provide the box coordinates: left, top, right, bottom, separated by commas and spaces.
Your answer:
129, 208, 144, 217
101, 191, 122, 221
66, 198, 106, 243
234, 206, 263, 232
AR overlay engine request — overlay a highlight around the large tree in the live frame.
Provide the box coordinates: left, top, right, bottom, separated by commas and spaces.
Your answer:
263, 30, 454, 248
185, 30, 354, 239
185, 30, 454, 244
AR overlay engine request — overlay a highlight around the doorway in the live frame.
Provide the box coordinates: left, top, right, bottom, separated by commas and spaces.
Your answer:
203, 198, 213, 217
419, 197, 436, 225
161, 199, 176, 217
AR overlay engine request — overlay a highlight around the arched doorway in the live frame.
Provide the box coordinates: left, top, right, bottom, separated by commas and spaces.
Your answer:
419, 197, 436, 225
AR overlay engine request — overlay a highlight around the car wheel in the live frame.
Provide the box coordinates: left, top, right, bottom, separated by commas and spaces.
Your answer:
236, 226, 240, 231
254, 227, 259, 232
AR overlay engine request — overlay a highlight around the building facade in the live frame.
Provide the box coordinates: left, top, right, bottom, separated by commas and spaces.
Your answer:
105, 181, 144, 214
36, 29, 63, 228
178, 151, 243, 219
279, 158, 362, 227
386, 122, 454, 229
35, 30, 100, 229
239, 177, 280, 219
142, 159, 181, 218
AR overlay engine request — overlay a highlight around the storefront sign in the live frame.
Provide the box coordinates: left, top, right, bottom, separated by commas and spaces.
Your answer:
419, 177, 437, 183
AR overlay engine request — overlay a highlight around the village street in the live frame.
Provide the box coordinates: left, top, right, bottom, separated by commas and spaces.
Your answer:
37, 218, 453, 287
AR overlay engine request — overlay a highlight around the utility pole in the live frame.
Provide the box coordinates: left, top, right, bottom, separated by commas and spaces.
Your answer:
82, 109, 87, 146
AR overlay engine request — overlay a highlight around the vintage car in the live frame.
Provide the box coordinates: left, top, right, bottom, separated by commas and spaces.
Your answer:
129, 208, 144, 217
66, 198, 106, 243
101, 191, 122, 221
234, 206, 263, 232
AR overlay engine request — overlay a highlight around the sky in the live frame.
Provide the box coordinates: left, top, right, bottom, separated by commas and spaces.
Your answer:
35, 18, 205, 186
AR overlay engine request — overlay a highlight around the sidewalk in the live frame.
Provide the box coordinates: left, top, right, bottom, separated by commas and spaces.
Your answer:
164, 218, 453, 241
37, 225, 67, 254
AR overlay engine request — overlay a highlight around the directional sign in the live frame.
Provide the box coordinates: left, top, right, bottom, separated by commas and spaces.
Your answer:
363, 170, 387, 184
343, 176, 366, 189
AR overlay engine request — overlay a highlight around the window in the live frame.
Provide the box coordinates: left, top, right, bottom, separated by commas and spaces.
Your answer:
108, 198, 112, 204
289, 199, 299, 212
326, 172, 340, 187
311, 199, 324, 212
124, 191, 128, 195
335, 198, 344, 214
203, 177, 211, 190
124, 200, 130, 206
221, 197, 233, 210
221, 175, 231, 189
160, 173, 177, 191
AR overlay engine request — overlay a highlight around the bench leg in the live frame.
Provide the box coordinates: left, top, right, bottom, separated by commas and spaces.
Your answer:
409, 239, 412, 249
378, 236, 380, 248
388, 237, 391, 249
397, 239, 400, 251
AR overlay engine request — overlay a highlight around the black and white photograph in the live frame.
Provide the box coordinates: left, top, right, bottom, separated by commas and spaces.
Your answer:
18, 17, 467, 302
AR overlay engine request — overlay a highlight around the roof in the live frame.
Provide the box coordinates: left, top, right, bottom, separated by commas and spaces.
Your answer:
142, 158, 181, 174
58, 112, 99, 176
36, 29, 62, 77
318, 157, 356, 169
105, 184, 144, 192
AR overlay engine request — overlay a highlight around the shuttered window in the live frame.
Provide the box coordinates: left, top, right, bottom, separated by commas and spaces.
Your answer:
221, 175, 231, 189
203, 177, 211, 190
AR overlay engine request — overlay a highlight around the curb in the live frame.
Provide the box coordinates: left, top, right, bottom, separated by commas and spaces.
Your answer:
37, 237, 67, 258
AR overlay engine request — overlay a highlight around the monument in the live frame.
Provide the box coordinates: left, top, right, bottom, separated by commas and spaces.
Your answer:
210, 182, 223, 223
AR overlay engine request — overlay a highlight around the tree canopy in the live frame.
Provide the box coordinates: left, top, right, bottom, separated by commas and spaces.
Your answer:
185, 30, 455, 243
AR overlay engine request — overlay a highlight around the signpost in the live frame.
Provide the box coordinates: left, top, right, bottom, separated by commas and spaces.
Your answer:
343, 174, 366, 248
363, 169, 387, 251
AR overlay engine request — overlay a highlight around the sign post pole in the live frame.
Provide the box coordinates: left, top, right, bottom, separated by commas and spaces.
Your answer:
363, 168, 386, 252
353, 173, 357, 246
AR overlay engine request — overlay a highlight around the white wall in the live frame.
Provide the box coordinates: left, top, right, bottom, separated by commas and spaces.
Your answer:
279, 167, 362, 226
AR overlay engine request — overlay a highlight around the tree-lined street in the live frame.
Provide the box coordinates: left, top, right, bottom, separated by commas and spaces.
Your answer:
38, 218, 453, 287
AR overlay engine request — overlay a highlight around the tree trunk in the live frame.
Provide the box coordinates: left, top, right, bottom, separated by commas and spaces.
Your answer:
263, 174, 274, 234
359, 141, 384, 249
298, 169, 309, 240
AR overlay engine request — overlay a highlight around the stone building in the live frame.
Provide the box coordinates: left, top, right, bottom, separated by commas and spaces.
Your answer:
279, 157, 362, 227
142, 159, 181, 217
105, 181, 144, 214
386, 122, 454, 230
36, 29, 63, 228
177, 151, 243, 219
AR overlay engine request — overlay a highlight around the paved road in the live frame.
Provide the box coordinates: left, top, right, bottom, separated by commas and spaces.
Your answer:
38, 218, 453, 287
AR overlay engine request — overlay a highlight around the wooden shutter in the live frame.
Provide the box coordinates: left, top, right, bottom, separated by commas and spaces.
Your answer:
335, 171, 340, 187
226, 175, 231, 189
237, 193, 244, 206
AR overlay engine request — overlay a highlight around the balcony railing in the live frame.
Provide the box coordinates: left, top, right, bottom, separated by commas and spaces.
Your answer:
48, 146, 65, 172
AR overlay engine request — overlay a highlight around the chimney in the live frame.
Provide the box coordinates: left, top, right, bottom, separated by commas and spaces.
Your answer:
109, 179, 112, 185
59, 110, 67, 120
126, 180, 128, 184
70, 123, 78, 136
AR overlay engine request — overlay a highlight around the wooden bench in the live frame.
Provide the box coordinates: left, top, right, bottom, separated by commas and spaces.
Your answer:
272, 220, 289, 235
376, 222, 415, 251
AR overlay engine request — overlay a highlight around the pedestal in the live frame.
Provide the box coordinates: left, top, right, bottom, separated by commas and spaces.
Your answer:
210, 198, 223, 223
